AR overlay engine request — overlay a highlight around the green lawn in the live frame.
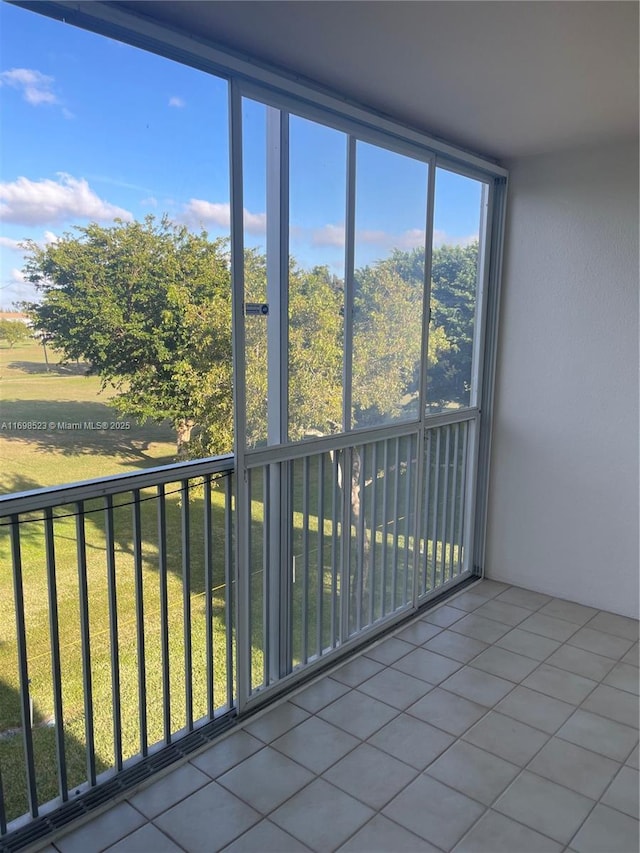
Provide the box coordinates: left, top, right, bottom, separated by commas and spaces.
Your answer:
0, 340, 462, 825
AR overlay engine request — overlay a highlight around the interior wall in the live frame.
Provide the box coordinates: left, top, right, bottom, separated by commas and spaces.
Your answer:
486, 139, 639, 617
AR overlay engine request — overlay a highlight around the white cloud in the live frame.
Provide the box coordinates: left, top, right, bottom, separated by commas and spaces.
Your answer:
182, 199, 266, 234
0, 174, 133, 226
311, 223, 345, 248
168, 96, 186, 108
43, 230, 59, 244
0, 236, 22, 251
141, 196, 158, 208
432, 230, 478, 248
0, 68, 58, 106
9, 267, 26, 283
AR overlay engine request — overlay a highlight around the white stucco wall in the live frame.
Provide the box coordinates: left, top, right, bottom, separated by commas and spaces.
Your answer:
485, 139, 639, 617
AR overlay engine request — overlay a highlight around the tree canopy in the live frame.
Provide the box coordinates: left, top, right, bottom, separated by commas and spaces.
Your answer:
0, 318, 31, 348
23, 216, 477, 457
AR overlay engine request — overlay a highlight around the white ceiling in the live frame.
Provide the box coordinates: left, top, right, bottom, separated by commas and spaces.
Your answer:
118, 0, 639, 162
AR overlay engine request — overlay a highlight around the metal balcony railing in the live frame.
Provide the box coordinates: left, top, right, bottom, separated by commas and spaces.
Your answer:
0, 416, 475, 844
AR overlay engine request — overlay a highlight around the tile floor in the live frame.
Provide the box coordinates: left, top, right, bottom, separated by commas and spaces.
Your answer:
39, 580, 639, 853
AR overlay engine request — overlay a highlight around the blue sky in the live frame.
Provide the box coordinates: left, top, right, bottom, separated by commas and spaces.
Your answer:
0, 3, 482, 308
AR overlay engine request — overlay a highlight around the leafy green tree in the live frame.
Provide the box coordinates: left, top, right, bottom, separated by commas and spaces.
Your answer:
429, 242, 479, 408
23, 216, 233, 455
0, 318, 31, 348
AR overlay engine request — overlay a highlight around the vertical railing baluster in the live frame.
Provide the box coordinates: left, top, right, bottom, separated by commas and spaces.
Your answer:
431, 428, 441, 590
441, 426, 451, 585
262, 467, 270, 687
44, 507, 67, 801
421, 430, 432, 596
449, 424, 460, 582
10, 515, 38, 817
381, 441, 389, 616
316, 454, 325, 658
403, 438, 412, 606
330, 451, 340, 648
105, 495, 122, 769
301, 456, 310, 664
356, 445, 366, 631
391, 438, 401, 611
76, 503, 96, 783
181, 481, 193, 731
369, 441, 378, 624
456, 422, 469, 574
131, 491, 147, 757
246, 470, 253, 692
204, 475, 214, 719
157, 485, 171, 745
0, 765, 6, 835
224, 474, 234, 708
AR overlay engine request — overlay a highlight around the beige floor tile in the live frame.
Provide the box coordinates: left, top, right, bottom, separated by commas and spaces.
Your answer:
337, 814, 440, 852
154, 782, 259, 852
407, 686, 487, 735
522, 663, 597, 705
382, 775, 485, 850
427, 740, 519, 805
449, 613, 512, 644
55, 803, 146, 853
422, 604, 467, 628
391, 646, 461, 684
271, 778, 374, 851
271, 716, 359, 773
323, 743, 417, 809
463, 711, 549, 765
190, 730, 264, 779
363, 637, 414, 665
545, 644, 616, 681
129, 762, 209, 819
493, 770, 594, 844
217, 746, 314, 813
368, 713, 454, 769
440, 665, 514, 706
357, 665, 433, 709
453, 809, 562, 853
469, 645, 539, 682
317, 689, 398, 739
567, 626, 634, 660
539, 599, 598, 626
473, 599, 532, 627
601, 765, 639, 819
556, 709, 638, 761
586, 612, 639, 642
103, 823, 183, 853
244, 702, 310, 743
494, 684, 575, 734
423, 629, 488, 663
331, 655, 385, 687
571, 803, 639, 853
495, 627, 561, 661
222, 819, 311, 852
495, 587, 552, 611
604, 661, 639, 695
289, 676, 350, 713
517, 613, 580, 642
581, 684, 639, 728
395, 619, 442, 645
528, 737, 620, 799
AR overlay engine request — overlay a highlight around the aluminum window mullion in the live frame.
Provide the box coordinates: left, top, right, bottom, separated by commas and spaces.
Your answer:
229, 78, 251, 712
343, 136, 356, 432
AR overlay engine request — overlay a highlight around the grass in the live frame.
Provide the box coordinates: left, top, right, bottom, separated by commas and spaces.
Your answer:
0, 340, 465, 826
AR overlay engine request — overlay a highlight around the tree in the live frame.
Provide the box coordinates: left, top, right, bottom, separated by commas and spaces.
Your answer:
23, 216, 233, 455
0, 318, 31, 348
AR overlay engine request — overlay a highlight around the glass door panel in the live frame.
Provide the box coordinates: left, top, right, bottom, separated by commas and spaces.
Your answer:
427, 168, 486, 413
351, 142, 428, 429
